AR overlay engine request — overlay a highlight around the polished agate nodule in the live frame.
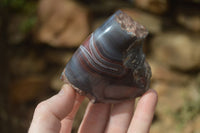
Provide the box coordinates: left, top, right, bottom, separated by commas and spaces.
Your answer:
61, 10, 151, 103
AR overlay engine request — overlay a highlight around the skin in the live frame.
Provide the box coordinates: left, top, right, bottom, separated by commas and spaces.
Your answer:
28, 84, 158, 133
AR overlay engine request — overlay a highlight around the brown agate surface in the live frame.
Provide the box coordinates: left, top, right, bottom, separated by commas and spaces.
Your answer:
61, 10, 151, 103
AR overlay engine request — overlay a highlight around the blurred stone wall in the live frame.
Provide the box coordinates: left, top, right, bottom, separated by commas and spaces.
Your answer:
0, 0, 200, 133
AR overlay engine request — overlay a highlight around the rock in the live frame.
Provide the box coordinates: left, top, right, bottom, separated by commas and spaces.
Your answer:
37, 0, 90, 47
44, 49, 74, 65
50, 75, 63, 91
150, 82, 185, 133
150, 120, 178, 133
177, 12, 200, 32
134, 0, 168, 14
193, 115, 200, 133
45, 49, 74, 91
149, 59, 190, 84
170, 0, 200, 32
91, 18, 106, 32
173, 1, 200, 33
151, 32, 200, 71
196, 73, 200, 88
50, 68, 65, 91
183, 115, 200, 133
8, 15, 28, 44
123, 9, 162, 34
10, 51, 46, 77
151, 81, 200, 133
150, 75, 200, 133
9, 76, 48, 103
152, 82, 186, 112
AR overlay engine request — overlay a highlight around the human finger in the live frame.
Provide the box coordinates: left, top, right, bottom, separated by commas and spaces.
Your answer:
28, 84, 76, 133
105, 99, 135, 133
78, 102, 111, 133
60, 93, 85, 133
127, 89, 158, 133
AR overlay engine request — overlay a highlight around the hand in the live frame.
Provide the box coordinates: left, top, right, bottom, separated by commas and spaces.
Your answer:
28, 84, 158, 133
